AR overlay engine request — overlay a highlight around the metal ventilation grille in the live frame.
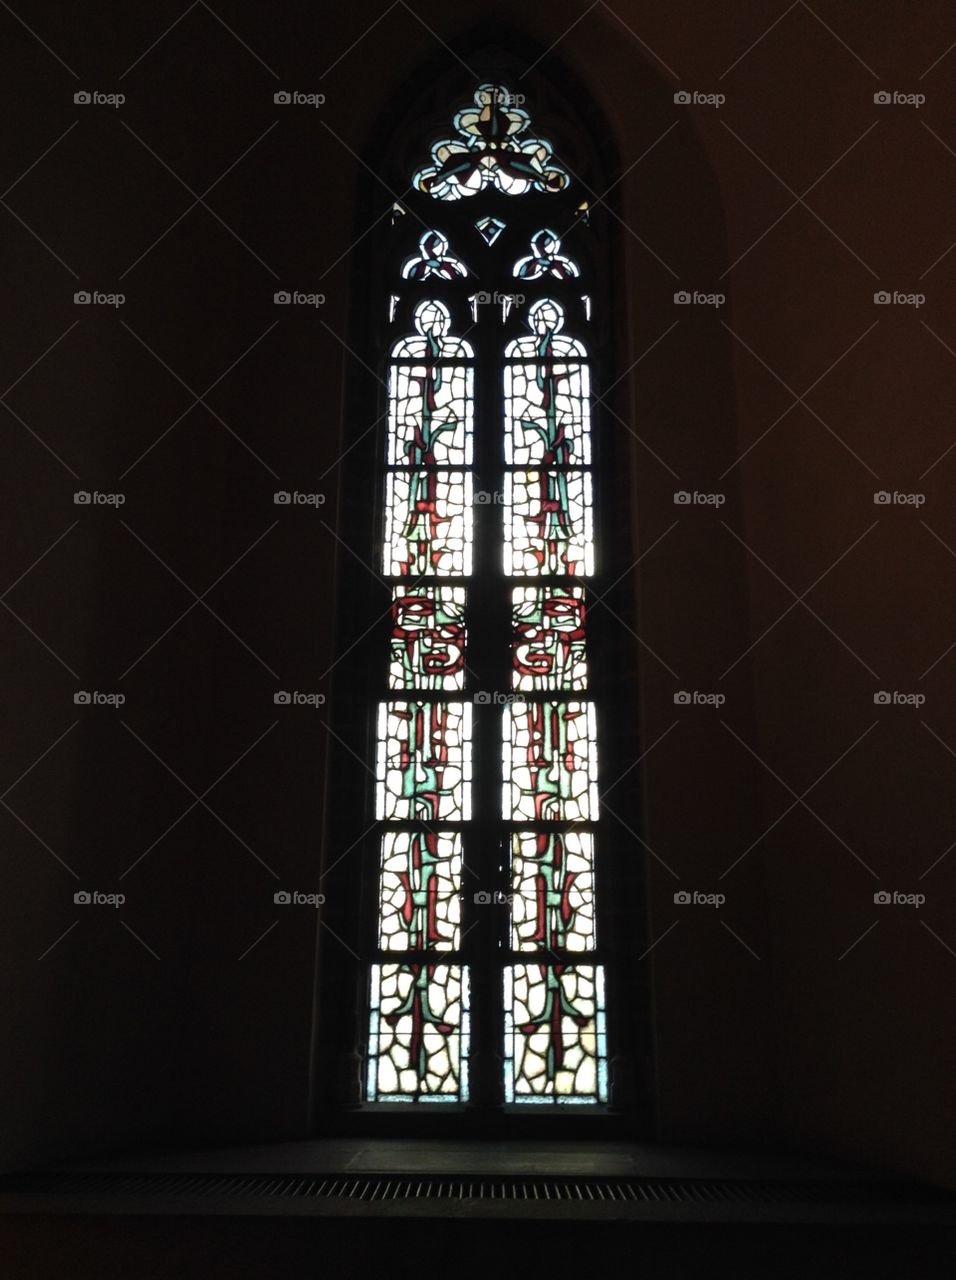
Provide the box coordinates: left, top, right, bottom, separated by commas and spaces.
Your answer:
0, 1172, 947, 1205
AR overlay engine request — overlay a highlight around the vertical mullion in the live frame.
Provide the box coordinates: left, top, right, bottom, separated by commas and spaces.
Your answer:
466, 303, 507, 1110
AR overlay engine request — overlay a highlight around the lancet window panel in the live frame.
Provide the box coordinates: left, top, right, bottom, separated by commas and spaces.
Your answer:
359, 79, 614, 1111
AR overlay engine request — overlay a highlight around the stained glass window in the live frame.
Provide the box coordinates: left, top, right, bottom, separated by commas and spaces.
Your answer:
365, 81, 609, 1109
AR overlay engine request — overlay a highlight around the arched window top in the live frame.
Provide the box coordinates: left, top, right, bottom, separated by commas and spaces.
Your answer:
412, 81, 571, 200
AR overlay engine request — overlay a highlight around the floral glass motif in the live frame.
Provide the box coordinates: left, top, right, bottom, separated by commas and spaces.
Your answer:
512, 586, 587, 692
504, 964, 607, 1103
378, 831, 462, 952
511, 832, 595, 952
402, 230, 468, 280
390, 585, 466, 690
377, 701, 472, 822
504, 701, 599, 822
513, 229, 580, 280
504, 300, 591, 467
413, 83, 570, 200
368, 963, 469, 1101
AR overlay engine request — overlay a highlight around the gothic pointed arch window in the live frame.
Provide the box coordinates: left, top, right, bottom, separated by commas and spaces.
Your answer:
321, 74, 646, 1124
